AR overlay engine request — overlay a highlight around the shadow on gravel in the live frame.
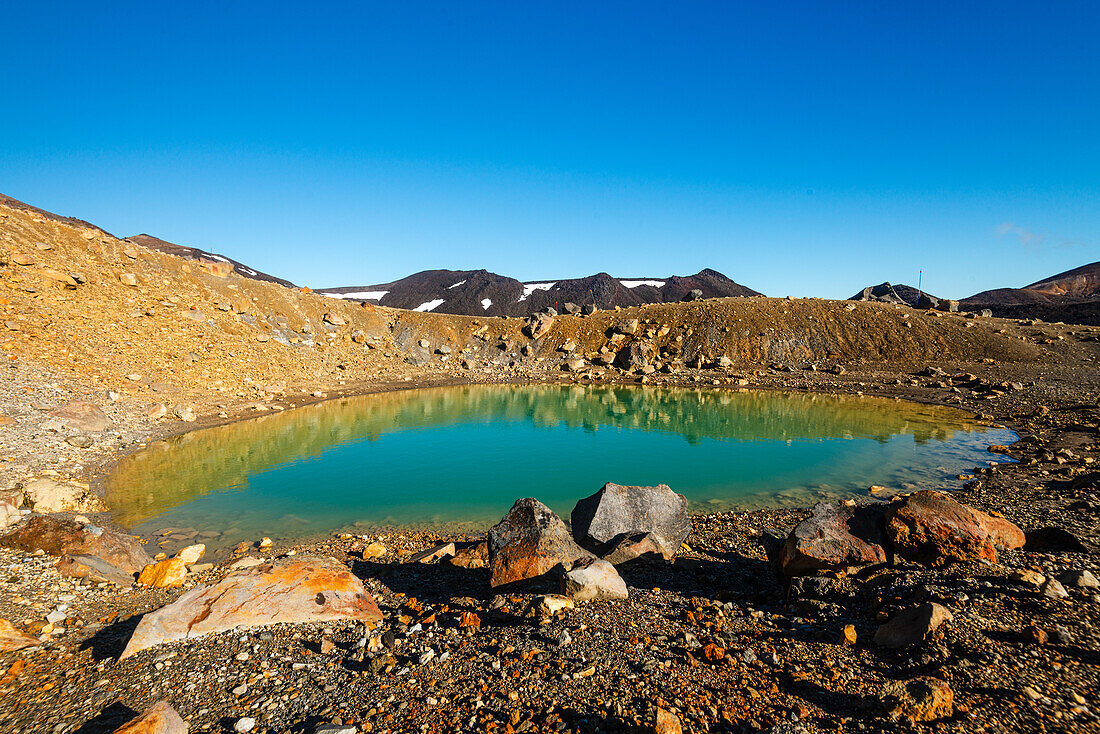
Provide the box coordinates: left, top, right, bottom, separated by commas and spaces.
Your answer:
783, 680, 879, 721
73, 702, 138, 734
350, 549, 778, 610
79, 614, 142, 661
351, 558, 492, 606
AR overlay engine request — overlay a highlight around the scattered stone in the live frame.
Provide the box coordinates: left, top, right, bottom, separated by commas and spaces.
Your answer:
119, 273, 138, 286
528, 595, 574, 617
881, 677, 954, 722
21, 477, 105, 513
65, 434, 94, 448
57, 554, 135, 586
122, 556, 383, 658
322, 312, 346, 326
407, 542, 455, 564
110, 700, 188, 734
1059, 569, 1100, 589
562, 557, 628, 601
0, 619, 39, 652
1, 516, 152, 573
137, 557, 188, 588
173, 404, 196, 422
1040, 577, 1070, 599
176, 543, 205, 564
874, 603, 953, 648
571, 483, 690, 560
448, 541, 488, 569
523, 312, 555, 339
360, 542, 386, 559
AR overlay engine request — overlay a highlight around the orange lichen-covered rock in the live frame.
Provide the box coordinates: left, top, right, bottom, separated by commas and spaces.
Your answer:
487, 498, 592, 588
111, 700, 187, 734
137, 557, 188, 588
121, 556, 381, 658
885, 490, 1025, 564
0, 619, 39, 652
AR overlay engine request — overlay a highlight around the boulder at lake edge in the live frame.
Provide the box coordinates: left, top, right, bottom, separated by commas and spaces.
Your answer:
570, 483, 690, 560
885, 490, 1025, 564
488, 498, 593, 588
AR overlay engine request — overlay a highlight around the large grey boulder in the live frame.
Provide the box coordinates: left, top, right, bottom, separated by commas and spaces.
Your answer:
523, 313, 555, 339
570, 483, 690, 560
488, 498, 593, 588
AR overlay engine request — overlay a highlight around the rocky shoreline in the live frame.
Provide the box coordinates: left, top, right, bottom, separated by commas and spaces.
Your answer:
1, 356, 1099, 734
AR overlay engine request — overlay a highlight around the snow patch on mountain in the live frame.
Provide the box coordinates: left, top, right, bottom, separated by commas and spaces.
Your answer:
414, 299, 446, 312
481, 298, 492, 310
518, 282, 555, 301
620, 279, 665, 288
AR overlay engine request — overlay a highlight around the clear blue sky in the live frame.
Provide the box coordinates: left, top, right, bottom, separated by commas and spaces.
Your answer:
2, 1, 1096, 298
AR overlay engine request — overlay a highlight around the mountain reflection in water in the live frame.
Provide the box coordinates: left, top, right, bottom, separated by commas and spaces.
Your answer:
105, 385, 1015, 553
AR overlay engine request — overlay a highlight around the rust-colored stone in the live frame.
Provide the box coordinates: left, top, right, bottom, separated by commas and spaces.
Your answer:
111, 700, 187, 734
121, 556, 382, 659
885, 490, 1025, 564
0, 619, 38, 652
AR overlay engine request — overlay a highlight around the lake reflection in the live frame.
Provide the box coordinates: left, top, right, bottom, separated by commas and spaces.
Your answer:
105, 385, 1015, 554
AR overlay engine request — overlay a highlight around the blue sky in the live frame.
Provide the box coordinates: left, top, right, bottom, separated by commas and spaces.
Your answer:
2, 1, 1096, 297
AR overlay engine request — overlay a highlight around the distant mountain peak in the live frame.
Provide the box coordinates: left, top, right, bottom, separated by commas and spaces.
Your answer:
317, 268, 761, 316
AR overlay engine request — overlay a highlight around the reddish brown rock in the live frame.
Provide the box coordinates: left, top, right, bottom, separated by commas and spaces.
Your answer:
874, 602, 953, 648
0, 619, 38, 652
448, 541, 488, 569
1, 515, 152, 574
111, 700, 188, 734
488, 498, 593, 588
121, 556, 382, 659
778, 501, 887, 576
48, 400, 108, 432
885, 490, 1025, 564
882, 677, 954, 722
57, 554, 135, 586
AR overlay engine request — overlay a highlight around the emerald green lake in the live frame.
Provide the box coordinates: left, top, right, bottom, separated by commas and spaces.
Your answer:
105, 385, 1015, 554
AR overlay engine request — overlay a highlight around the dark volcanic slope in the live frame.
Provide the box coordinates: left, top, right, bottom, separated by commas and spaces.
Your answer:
963, 261, 1100, 325
848, 282, 935, 306
318, 267, 762, 316
128, 234, 296, 288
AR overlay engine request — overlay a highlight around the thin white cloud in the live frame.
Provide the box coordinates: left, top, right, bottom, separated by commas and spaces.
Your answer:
996, 222, 1085, 253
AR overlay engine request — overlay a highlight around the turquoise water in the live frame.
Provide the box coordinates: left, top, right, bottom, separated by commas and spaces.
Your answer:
105, 385, 1015, 553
